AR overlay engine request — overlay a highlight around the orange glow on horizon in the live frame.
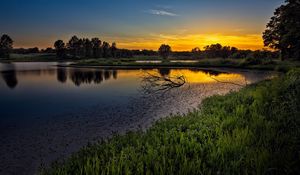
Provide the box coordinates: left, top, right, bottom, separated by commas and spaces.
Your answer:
116, 33, 265, 51
14, 33, 265, 51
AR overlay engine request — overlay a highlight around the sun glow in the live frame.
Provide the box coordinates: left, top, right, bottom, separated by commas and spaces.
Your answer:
116, 33, 264, 51
14, 33, 264, 51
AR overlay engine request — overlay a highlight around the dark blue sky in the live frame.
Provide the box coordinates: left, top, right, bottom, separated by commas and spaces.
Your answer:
0, 0, 283, 50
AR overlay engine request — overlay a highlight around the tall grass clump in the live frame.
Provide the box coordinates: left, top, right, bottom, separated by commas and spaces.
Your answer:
43, 69, 300, 175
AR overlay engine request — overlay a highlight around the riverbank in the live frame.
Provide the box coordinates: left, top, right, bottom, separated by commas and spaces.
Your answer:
4, 65, 269, 174
72, 58, 300, 72
2, 54, 299, 72
43, 69, 300, 174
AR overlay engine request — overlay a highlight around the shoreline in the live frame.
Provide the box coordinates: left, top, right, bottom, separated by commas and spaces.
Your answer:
1, 58, 299, 72
2, 68, 261, 175
58, 63, 288, 72
43, 69, 300, 174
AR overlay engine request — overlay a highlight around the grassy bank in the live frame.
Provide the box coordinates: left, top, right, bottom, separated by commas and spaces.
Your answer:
43, 69, 300, 175
1, 54, 299, 72
0, 53, 59, 62
73, 58, 300, 72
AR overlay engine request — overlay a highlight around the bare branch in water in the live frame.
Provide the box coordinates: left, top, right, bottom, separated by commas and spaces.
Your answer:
140, 70, 186, 96
208, 75, 247, 87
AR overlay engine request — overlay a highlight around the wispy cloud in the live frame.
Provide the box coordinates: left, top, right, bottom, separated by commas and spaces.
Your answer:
145, 9, 179, 17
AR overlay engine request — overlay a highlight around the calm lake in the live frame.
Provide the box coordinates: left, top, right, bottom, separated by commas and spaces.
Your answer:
0, 62, 276, 174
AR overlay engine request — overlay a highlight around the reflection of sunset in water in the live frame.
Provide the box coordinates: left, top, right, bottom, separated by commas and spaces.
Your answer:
115, 69, 244, 84
5, 67, 251, 88
167, 70, 244, 84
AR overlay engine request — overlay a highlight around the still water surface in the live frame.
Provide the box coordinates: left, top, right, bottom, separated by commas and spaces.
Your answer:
0, 62, 276, 174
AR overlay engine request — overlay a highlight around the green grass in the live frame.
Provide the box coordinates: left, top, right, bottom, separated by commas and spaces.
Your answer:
42, 69, 300, 175
2, 54, 299, 72
0, 53, 58, 62
73, 58, 300, 72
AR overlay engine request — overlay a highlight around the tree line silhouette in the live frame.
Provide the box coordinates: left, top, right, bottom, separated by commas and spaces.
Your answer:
0, 34, 285, 61
54, 36, 133, 59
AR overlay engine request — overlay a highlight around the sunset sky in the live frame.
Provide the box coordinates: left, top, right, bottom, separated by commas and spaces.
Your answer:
0, 0, 283, 51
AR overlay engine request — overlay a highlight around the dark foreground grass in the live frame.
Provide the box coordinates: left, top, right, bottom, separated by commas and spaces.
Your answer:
42, 69, 300, 175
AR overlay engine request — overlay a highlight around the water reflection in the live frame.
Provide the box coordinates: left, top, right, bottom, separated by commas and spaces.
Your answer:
112, 70, 118, 79
69, 69, 117, 86
141, 69, 186, 96
0, 63, 275, 90
57, 68, 67, 83
158, 68, 171, 76
0, 64, 18, 89
1, 70, 18, 89
189, 68, 226, 76
0, 67, 229, 89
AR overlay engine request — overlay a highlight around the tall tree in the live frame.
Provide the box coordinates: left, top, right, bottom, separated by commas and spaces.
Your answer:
91, 38, 102, 58
158, 44, 172, 60
102, 42, 110, 58
263, 0, 300, 60
0, 34, 13, 58
110, 42, 117, 58
83, 38, 93, 58
77, 39, 85, 57
68, 35, 80, 58
54, 40, 66, 59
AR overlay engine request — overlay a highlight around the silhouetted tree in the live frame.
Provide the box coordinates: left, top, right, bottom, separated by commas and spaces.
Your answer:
230, 47, 238, 56
43, 47, 55, 53
221, 46, 231, 58
263, 0, 300, 60
204, 43, 234, 58
84, 38, 93, 58
77, 39, 85, 57
54, 40, 66, 59
27, 47, 39, 53
204, 43, 223, 58
111, 42, 117, 58
102, 42, 110, 58
191, 47, 202, 59
91, 38, 102, 58
158, 44, 171, 60
68, 35, 80, 58
0, 34, 13, 58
